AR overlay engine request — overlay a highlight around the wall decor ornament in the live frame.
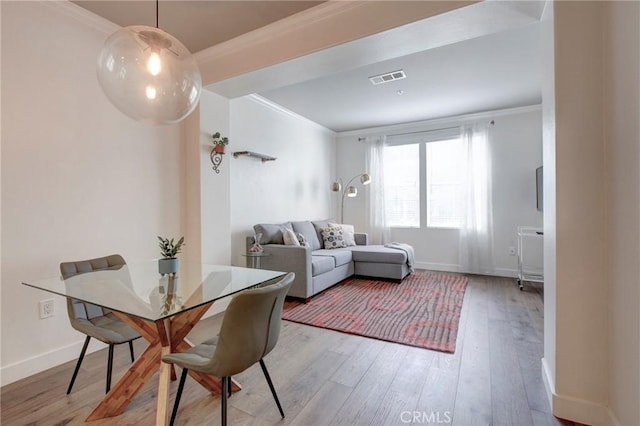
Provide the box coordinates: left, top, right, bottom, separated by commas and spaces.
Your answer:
210, 131, 229, 174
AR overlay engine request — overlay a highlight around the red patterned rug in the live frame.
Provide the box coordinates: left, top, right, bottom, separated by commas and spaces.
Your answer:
282, 271, 468, 353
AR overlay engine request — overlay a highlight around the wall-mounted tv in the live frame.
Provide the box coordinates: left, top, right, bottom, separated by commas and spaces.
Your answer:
536, 166, 543, 211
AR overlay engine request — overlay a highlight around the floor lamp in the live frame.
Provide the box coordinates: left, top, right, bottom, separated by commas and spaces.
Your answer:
331, 173, 371, 223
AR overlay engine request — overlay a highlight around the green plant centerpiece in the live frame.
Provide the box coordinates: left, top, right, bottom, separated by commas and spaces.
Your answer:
157, 236, 184, 275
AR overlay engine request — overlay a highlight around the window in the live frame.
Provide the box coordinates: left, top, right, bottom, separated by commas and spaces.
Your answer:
383, 144, 420, 227
383, 131, 465, 229
426, 138, 464, 228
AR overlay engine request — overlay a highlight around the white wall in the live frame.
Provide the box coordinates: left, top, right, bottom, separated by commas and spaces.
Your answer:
545, 2, 609, 424
0, 2, 184, 385
198, 91, 231, 265
540, 0, 557, 401
229, 96, 336, 267
336, 106, 542, 276
604, 2, 640, 425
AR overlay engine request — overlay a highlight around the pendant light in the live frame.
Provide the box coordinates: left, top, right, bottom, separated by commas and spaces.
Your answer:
96, 0, 202, 125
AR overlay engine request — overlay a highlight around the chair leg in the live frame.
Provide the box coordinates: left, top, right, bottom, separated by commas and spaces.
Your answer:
259, 359, 285, 418
106, 344, 114, 394
221, 376, 228, 426
170, 368, 189, 426
66, 336, 91, 395
128, 341, 135, 363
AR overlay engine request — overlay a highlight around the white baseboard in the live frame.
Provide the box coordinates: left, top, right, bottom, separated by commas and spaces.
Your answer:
415, 261, 460, 273
542, 357, 616, 426
1, 338, 107, 387
415, 262, 517, 278
1, 300, 231, 387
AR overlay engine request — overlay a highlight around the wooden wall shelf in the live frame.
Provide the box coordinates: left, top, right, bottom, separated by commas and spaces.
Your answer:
232, 151, 276, 162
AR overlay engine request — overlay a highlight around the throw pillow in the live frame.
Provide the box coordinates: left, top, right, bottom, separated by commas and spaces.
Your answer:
321, 226, 347, 249
282, 227, 300, 246
253, 222, 292, 245
291, 221, 321, 251
296, 232, 310, 247
329, 223, 356, 246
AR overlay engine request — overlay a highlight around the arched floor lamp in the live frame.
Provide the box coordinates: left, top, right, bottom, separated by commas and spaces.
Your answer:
331, 173, 371, 223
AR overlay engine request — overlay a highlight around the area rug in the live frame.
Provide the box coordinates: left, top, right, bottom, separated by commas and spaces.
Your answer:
282, 271, 468, 353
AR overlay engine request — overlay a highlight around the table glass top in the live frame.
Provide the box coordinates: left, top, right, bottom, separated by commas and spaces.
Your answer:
22, 262, 285, 321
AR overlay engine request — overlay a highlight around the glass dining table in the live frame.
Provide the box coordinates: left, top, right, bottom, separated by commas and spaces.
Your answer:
22, 261, 285, 425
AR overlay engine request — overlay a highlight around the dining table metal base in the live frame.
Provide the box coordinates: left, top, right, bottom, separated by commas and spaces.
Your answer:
85, 302, 241, 425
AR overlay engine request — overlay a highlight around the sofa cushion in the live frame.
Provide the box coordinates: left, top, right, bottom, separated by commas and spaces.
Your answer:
311, 255, 334, 276
313, 249, 353, 267
311, 219, 334, 248
291, 221, 321, 250
349, 245, 407, 264
254, 222, 293, 245
321, 226, 347, 249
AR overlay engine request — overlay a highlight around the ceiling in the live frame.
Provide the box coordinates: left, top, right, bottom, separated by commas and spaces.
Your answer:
72, 1, 323, 53
259, 22, 542, 132
72, 1, 544, 133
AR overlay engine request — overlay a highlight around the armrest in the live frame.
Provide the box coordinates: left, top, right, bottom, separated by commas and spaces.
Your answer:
355, 233, 368, 245
260, 244, 313, 299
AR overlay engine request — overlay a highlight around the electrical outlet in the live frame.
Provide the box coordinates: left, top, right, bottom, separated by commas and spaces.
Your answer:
508, 246, 517, 256
39, 299, 55, 319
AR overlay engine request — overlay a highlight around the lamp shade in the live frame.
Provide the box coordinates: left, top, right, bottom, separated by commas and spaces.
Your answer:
346, 186, 358, 197
97, 25, 202, 125
360, 173, 371, 185
331, 182, 342, 192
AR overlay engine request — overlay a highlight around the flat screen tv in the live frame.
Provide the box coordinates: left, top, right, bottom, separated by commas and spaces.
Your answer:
536, 166, 543, 211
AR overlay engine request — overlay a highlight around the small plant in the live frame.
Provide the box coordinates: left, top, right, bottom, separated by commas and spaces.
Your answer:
211, 132, 229, 146
157, 236, 185, 259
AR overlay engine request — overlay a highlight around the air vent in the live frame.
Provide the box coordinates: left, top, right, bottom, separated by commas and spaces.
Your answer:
368, 69, 406, 85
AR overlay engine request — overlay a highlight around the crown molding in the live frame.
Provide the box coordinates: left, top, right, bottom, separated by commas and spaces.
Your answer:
41, 0, 120, 35
245, 95, 335, 135
195, 1, 362, 63
337, 104, 543, 138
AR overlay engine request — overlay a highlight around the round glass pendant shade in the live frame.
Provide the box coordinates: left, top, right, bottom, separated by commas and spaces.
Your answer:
97, 25, 202, 125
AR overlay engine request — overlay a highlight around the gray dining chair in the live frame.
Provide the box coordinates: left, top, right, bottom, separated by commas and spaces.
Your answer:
60, 254, 141, 394
162, 272, 295, 426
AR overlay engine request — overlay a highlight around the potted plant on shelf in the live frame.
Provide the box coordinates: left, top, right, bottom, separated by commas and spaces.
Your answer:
212, 132, 229, 154
157, 236, 185, 275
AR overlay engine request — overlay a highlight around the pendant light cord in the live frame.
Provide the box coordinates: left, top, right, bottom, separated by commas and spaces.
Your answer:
155, 0, 159, 28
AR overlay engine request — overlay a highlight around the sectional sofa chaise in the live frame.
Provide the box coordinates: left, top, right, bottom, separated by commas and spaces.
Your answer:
245, 219, 414, 300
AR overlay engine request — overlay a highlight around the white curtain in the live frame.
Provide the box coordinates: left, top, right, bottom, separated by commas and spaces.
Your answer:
366, 136, 390, 244
458, 123, 494, 274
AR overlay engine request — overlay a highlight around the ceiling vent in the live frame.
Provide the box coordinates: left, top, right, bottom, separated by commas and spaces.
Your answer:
369, 69, 406, 85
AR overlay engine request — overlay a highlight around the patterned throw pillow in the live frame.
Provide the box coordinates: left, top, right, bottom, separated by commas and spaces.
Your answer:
321, 226, 347, 249
296, 232, 310, 247
329, 223, 356, 246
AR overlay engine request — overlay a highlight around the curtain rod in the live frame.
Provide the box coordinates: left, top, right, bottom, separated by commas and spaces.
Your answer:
357, 120, 494, 141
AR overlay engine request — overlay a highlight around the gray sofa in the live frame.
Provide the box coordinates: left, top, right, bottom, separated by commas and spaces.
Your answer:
246, 219, 412, 300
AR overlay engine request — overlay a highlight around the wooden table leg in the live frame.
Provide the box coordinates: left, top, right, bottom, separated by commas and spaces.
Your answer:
86, 339, 161, 421
155, 319, 172, 426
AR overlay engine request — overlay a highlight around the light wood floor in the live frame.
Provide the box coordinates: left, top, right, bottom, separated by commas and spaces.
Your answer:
1, 275, 577, 426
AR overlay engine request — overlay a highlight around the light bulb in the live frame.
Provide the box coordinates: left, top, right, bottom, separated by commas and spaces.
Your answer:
146, 85, 157, 100
147, 51, 161, 76
97, 26, 201, 124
